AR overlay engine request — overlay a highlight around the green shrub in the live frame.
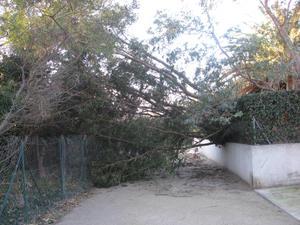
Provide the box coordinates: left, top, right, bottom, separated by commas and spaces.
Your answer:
88, 117, 183, 187
219, 91, 300, 144
90, 150, 176, 187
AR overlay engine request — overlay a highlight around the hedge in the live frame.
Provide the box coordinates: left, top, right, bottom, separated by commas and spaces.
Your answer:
217, 91, 300, 144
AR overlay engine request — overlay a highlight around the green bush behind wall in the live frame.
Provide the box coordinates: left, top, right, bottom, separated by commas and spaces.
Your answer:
222, 91, 300, 144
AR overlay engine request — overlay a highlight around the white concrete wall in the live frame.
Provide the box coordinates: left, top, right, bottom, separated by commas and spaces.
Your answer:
252, 144, 300, 188
198, 142, 300, 188
198, 144, 226, 167
225, 143, 253, 185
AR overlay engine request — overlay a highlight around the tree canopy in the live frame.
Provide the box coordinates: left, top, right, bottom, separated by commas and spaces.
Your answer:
0, 0, 298, 152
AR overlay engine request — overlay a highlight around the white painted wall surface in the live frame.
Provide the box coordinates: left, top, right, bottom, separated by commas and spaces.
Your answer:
198, 142, 300, 188
225, 143, 253, 185
198, 143, 253, 185
252, 144, 300, 188
198, 143, 226, 167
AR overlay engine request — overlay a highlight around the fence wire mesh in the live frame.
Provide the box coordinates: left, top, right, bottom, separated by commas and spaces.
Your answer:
0, 135, 90, 225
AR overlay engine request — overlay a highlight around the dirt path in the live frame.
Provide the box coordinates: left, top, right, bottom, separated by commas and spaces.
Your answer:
56, 156, 300, 225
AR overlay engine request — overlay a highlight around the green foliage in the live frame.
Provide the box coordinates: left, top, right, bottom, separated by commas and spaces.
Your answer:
0, 0, 137, 59
1, 0, 299, 196
235, 91, 300, 144
224, 2, 300, 83
0, 87, 13, 118
209, 91, 300, 144
89, 118, 182, 187
90, 151, 174, 187
0, 55, 26, 119
191, 98, 242, 144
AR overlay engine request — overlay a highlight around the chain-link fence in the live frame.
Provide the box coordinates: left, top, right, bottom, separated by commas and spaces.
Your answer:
0, 135, 91, 225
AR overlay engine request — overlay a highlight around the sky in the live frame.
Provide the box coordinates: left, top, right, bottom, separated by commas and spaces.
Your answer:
128, 0, 267, 39
126, 0, 268, 77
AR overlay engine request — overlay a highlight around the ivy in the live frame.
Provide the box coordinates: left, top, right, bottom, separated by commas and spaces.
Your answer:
219, 91, 300, 144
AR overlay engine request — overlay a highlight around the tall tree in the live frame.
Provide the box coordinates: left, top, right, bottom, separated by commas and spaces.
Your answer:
0, 0, 137, 135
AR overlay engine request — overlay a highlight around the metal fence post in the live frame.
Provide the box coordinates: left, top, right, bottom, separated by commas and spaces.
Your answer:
253, 116, 271, 144
21, 138, 29, 223
80, 135, 87, 186
59, 135, 66, 198
252, 116, 256, 145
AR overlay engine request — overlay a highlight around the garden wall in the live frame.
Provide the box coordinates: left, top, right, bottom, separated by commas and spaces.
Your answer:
197, 142, 300, 188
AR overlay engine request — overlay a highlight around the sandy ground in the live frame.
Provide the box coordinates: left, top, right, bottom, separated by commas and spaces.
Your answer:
56, 156, 300, 225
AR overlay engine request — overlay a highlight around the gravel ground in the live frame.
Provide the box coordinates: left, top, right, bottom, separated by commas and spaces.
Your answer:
56, 155, 300, 225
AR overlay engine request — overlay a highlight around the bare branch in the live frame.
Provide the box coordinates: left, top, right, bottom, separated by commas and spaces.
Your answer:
260, 0, 300, 75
